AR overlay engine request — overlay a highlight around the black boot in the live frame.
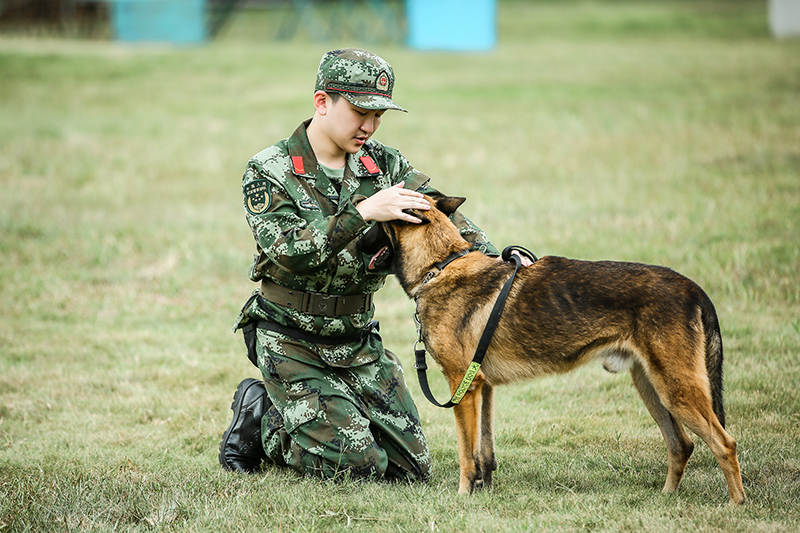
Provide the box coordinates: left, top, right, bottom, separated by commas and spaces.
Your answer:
219, 378, 269, 473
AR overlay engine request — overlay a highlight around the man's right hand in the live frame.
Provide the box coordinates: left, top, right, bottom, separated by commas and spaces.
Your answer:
356, 182, 431, 223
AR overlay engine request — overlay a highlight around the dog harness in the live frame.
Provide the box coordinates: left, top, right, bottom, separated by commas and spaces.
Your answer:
413, 245, 537, 408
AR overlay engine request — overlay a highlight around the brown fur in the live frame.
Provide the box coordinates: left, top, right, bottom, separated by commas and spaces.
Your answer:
358, 196, 745, 504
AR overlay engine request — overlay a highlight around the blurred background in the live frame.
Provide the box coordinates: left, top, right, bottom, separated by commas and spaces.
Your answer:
2, 1, 800, 530
1, 0, 799, 46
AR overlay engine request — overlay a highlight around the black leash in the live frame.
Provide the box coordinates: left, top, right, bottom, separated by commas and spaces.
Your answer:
414, 245, 537, 408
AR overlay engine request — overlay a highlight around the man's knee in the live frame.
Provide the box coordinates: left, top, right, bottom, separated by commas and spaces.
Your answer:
265, 395, 388, 478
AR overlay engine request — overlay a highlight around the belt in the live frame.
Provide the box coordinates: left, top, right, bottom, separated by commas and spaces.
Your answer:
260, 280, 373, 317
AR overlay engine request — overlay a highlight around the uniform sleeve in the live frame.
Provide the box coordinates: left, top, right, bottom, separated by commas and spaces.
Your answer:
243, 160, 369, 275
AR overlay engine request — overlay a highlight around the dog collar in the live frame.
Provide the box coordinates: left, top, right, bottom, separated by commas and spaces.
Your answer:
433, 249, 470, 272
418, 249, 471, 291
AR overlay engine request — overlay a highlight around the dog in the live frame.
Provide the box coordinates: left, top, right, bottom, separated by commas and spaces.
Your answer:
358, 195, 745, 505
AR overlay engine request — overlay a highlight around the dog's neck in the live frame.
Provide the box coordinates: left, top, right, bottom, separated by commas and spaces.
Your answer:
433, 249, 470, 273
404, 246, 471, 300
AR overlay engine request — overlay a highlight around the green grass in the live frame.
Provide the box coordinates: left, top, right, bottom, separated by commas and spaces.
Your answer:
1, 0, 799, 531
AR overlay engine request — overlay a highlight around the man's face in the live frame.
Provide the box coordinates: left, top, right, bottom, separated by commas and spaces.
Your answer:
324, 95, 386, 155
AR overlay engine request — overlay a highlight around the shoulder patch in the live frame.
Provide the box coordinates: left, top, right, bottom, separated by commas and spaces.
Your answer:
244, 179, 271, 215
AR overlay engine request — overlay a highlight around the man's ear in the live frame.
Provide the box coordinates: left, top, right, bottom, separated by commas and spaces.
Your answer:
435, 196, 466, 216
313, 90, 328, 115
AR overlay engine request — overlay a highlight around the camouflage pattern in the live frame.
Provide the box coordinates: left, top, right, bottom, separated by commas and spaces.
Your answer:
233, 114, 498, 481
256, 328, 431, 480
315, 48, 406, 112
237, 119, 498, 339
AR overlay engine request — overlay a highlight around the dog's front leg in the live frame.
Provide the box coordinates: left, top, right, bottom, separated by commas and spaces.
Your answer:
479, 383, 497, 488
452, 374, 486, 494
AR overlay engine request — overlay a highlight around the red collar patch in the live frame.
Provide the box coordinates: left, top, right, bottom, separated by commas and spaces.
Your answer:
291, 156, 305, 174
359, 155, 380, 175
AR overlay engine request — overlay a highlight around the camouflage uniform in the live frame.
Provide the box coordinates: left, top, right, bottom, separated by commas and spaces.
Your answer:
232, 49, 498, 482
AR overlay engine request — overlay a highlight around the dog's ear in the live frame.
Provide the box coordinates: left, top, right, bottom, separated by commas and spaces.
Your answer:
402, 208, 431, 225
435, 196, 466, 216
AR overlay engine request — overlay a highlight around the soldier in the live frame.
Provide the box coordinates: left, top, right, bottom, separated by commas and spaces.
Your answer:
219, 48, 498, 481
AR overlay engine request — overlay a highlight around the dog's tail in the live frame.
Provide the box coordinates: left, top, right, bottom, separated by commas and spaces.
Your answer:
701, 291, 726, 429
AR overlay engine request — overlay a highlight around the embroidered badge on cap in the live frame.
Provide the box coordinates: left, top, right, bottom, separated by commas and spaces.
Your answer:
244, 179, 271, 215
376, 71, 389, 92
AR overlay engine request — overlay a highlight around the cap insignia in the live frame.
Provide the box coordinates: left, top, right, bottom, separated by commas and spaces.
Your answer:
376, 71, 389, 92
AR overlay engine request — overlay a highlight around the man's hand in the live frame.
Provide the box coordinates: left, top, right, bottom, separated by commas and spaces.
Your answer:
498, 250, 534, 267
514, 251, 535, 267
356, 182, 431, 223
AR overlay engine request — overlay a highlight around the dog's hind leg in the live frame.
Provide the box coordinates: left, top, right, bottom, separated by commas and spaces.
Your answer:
478, 383, 497, 489
633, 358, 745, 505
630, 362, 695, 494
451, 373, 486, 494
655, 382, 745, 505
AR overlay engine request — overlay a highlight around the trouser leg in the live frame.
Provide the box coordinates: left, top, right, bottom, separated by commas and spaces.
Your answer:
256, 329, 432, 481
362, 347, 432, 480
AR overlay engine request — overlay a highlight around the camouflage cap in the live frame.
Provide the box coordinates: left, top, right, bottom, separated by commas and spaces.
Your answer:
315, 48, 407, 113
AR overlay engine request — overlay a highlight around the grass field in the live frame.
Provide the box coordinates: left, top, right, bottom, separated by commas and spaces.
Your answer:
1, 0, 799, 531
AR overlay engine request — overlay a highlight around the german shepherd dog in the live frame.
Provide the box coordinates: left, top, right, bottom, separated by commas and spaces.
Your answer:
358, 195, 745, 505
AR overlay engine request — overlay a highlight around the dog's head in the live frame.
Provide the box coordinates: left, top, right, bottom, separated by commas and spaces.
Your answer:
358, 195, 467, 273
